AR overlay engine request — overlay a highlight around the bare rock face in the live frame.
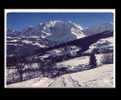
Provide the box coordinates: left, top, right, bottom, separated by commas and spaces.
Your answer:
7, 64, 114, 88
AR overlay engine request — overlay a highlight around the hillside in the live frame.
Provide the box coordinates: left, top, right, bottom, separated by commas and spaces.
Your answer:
6, 20, 114, 88
6, 64, 114, 88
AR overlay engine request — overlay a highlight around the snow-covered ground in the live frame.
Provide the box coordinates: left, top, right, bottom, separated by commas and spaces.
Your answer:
6, 64, 114, 88
57, 56, 89, 66
56, 53, 112, 66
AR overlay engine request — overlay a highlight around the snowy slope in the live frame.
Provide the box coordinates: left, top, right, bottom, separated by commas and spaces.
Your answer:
7, 64, 114, 88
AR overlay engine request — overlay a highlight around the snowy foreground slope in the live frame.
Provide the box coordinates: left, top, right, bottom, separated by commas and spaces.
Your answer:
7, 64, 114, 88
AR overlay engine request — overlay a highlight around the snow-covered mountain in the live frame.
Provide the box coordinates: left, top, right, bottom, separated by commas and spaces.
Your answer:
40, 20, 85, 42
83, 23, 113, 36
7, 29, 21, 37
7, 21, 113, 57
7, 21, 113, 42
7, 20, 85, 44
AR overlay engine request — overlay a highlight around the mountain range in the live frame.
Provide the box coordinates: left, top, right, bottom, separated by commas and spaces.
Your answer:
7, 20, 113, 57
7, 20, 113, 43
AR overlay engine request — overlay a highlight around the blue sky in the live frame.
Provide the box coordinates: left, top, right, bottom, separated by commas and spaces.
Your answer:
7, 13, 113, 31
